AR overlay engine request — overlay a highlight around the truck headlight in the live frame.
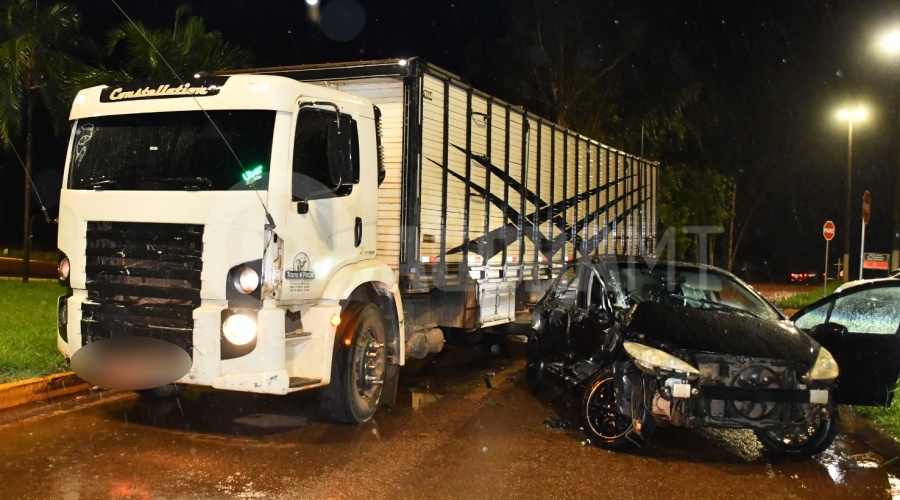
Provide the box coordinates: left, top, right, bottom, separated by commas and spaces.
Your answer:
623, 341, 699, 377
804, 346, 839, 382
58, 253, 70, 286
222, 313, 257, 346
227, 261, 264, 302
235, 266, 260, 294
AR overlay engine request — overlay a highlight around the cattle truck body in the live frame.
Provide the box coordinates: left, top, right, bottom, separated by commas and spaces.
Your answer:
56, 58, 656, 421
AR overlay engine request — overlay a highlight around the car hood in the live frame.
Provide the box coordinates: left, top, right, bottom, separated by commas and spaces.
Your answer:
627, 302, 819, 365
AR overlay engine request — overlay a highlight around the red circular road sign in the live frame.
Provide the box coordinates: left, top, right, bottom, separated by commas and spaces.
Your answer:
823, 220, 836, 241
862, 190, 871, 225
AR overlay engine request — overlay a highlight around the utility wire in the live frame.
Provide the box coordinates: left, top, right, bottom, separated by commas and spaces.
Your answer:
11, 144, 53, 224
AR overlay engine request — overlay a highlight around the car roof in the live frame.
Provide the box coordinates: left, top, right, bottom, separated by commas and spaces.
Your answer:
591, 254, 739, 278
836, 276, 900, 292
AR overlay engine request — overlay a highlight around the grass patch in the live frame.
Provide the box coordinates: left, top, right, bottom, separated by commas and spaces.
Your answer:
855, 404, 900, 438
0, 248, 57, 261
774, 281, 842, 310
0, 279, 68, 384
854, 381, 900, 441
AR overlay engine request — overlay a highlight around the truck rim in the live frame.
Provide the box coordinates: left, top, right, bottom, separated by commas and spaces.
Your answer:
353, 325, 385, 401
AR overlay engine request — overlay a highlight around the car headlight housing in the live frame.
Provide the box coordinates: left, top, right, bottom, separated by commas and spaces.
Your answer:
803, 346, 839, 382
623, 341, 699, 377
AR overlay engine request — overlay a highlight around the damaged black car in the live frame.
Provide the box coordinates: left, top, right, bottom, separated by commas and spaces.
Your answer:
527, 256, 841, 457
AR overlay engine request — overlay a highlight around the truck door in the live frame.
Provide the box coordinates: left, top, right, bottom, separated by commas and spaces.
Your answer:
280, 106, 374, 298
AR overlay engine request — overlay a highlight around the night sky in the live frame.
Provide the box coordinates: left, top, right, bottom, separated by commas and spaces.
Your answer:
2, 0, 899, 282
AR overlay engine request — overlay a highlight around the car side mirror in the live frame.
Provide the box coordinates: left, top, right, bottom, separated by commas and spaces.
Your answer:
809, 322, 848, 337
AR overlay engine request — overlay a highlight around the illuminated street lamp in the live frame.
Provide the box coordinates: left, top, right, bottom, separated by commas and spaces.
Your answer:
878, 29, 900, 56
837, 106, 867, 282
876, 28, 900, 271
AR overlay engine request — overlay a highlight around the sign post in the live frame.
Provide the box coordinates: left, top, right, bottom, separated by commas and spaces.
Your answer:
859, 191, 871, 280
823, 220, 835, 295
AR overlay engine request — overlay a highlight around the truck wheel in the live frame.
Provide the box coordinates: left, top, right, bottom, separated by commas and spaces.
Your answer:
320, 303, 387, 424
754, 407, 839, 457
136, 383, 187, 399
525, 333, 551, 394
581, 371, 654, 450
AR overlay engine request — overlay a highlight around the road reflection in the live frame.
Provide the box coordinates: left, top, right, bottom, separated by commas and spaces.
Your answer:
1, 338, 899, 498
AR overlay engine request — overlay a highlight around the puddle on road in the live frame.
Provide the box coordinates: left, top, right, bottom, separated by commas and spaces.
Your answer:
814, 441, 900, 498
233, 413, 309, 430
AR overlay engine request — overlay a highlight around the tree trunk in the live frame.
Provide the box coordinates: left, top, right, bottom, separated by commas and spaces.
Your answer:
21, 90, 33, 283
727, 182, 737, 272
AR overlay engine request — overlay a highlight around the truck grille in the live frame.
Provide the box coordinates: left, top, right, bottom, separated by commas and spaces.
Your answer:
81, 221, 204, 356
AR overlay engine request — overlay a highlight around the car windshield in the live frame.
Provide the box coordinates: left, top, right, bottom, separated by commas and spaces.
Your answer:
67, 110, 276, 191
614, 264, 781, 321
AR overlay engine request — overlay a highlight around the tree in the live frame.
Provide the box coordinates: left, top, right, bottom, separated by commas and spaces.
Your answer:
466, 0, 626, 140
0, 0, 87, 282
106, 5, 252, 80
658, 164, 735, 263
467, 0, 722, 163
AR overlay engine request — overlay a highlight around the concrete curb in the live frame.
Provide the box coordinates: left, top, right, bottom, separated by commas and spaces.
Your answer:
840, 406, 900, 461
0, 372, 91, 411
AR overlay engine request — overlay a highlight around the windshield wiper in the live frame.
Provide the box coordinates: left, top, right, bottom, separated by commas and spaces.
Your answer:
87, 178, 122, 190
669, 293, 761, 319
138, 177, 213, 191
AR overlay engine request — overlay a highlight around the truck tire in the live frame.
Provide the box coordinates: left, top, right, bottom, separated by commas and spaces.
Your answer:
320, 302, 387, 424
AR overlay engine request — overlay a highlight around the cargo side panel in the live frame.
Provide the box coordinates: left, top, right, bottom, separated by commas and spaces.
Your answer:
275, 59, 658, 329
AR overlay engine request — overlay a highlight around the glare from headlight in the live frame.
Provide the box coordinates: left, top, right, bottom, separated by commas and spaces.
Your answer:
237, 267, 260, 294
804, 346, 839, 382
222, 314, 257, 345
623, 341, 699, 376
58, 257, 70, 280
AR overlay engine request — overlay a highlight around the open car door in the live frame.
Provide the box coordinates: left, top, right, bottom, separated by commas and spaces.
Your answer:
791, 281, 900, 406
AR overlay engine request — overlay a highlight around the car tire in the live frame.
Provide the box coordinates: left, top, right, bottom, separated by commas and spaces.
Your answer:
754, 407, 839, 457
581, 370, 655, 450
320, 302, 387, 424
525, 332, 551, 394
136, 383, 187, 399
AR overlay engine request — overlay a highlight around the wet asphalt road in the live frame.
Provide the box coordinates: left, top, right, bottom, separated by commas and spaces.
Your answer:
1, 338, 898, 499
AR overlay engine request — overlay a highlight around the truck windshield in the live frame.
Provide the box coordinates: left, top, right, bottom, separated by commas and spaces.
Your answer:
67, 110, 276, 191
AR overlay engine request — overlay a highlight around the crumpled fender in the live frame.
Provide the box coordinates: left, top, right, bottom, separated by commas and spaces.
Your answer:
613, 361, 642, 419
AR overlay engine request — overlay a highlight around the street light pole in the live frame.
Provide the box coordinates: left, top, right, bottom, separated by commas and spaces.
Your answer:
837, 107, 866, 282
893, 90, 900, 271
844, 119, 854, 282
